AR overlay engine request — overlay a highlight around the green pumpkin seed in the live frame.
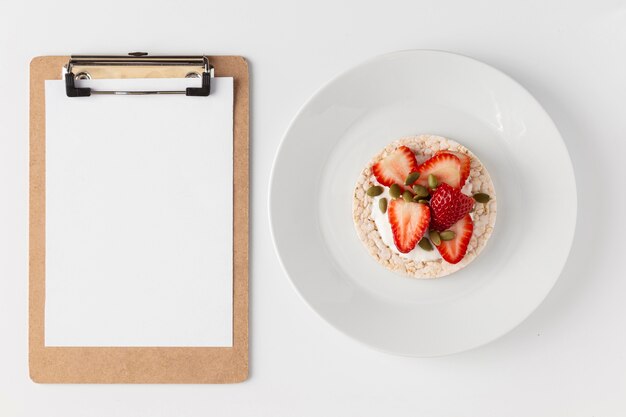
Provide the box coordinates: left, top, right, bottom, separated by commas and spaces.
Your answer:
402, 190, 414, 202
379, 198, 388, 214
418, 238, 433, 251
412, 184, 429, 198
428, 174, 439, 189
417, 199, 429, 204
440, 230, 456, 241
389, 183, 402, 199
366, 185, 384, 197
430, 231, 441, 246
405, 171, 420, 186
473, 193, 491, 203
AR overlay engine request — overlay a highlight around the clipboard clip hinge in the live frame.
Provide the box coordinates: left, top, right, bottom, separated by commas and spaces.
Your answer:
65, 73, 91, 97
64, 53, 212, 97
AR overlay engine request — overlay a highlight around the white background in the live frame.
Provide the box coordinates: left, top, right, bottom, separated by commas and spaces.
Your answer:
1, 0, 625, 416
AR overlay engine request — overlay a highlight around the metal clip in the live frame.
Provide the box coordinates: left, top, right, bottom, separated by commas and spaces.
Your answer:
64, 52, 212, 97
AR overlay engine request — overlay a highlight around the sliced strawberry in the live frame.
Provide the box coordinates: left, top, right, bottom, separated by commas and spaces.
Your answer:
388, 199, 430, 253
436, 150, 471, 187
429, 183, 475, 231
435, 214, 473, 264
372, 146, 419, 189
415, 153, 462, 189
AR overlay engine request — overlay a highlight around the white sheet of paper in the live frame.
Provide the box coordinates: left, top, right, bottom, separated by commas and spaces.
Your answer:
44, 77, 233, 347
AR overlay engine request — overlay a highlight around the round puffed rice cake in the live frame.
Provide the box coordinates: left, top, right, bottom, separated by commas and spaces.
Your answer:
352, 135, 497, 279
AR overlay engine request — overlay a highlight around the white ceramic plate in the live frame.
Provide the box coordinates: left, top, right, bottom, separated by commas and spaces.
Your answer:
269, 50, 576, 356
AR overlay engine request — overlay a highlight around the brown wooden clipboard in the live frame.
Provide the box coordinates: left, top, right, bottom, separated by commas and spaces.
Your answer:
29, 55, 249, 383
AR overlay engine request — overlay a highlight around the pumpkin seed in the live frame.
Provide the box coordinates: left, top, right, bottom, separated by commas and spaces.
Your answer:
418, 238, 433, 251
389, 183, 402, 199
402, 190, 414, 202
430, 231, 441, 246
417, 199, 429, 204
413, 184, 429, 198
405, 171, 420, 186
379, 198, 388, 214
428, 174, 439, 188
366, 185, 384, 197
440, 230, 456, 241
473, 192, 491, 203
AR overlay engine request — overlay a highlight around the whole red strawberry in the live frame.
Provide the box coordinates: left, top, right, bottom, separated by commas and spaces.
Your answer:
429, 183, 474, 231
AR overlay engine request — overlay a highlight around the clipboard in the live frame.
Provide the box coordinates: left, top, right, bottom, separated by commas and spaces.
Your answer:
29, 53, 249, 383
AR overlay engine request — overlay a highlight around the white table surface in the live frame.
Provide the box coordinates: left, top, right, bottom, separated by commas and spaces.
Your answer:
1, 0, 625, 415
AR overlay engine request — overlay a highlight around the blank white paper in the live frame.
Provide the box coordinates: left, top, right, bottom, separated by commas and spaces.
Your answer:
44, 77, 233, 347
